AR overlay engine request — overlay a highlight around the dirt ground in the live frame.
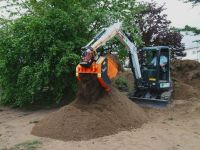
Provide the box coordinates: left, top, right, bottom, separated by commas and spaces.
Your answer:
1, 60, 200, 150
31, 87, 147, 141
0, 97, 200, 150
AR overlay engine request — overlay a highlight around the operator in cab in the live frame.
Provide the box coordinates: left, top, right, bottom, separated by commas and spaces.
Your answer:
150, 54, 168, 80
150, 55, 168, 67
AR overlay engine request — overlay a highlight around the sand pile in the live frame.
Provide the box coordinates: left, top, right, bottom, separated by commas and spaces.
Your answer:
172, 59, 200, 100
32, 59, 200, 141
32, 75, 147, 141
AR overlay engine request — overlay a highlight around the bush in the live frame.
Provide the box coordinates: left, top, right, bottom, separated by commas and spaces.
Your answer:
115, 77, 128, 91
0, 10, 83, 107
0, 0, 142, 107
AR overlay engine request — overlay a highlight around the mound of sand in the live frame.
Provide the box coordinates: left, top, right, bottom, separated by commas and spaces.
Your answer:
172, 59, 200, 100
172, 60, 200, 84
32, 75, 147, 141
32, 59, 200, 141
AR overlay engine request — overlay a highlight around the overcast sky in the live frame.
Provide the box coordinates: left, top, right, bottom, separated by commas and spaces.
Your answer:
140, 0, 200, 28
140, 0, 200, 48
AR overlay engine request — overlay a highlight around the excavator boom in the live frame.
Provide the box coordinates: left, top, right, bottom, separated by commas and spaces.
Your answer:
76, 23, 141, 91
76, 23, 173, 104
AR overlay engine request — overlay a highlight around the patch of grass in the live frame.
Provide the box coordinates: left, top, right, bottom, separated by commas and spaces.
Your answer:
115, 77, 128, 91
10, 140, 42, 150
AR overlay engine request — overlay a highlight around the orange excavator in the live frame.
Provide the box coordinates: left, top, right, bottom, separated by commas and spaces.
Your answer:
76, 23, 173, 103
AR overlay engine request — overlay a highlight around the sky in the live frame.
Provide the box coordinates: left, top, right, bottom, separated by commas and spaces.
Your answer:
140, 0, 200, 28
139, 0, 200, 48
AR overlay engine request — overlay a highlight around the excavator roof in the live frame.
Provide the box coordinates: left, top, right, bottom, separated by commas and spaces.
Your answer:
142, 46, 169, 51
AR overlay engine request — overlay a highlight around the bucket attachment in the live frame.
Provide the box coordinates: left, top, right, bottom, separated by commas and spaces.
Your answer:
76, 56, 118, 91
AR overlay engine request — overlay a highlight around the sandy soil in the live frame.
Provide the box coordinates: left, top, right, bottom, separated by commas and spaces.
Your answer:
31, 88, 147, 141
0, 97, 200, 150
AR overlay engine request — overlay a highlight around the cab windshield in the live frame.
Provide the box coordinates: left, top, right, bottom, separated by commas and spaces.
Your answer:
140, 50, 157, 66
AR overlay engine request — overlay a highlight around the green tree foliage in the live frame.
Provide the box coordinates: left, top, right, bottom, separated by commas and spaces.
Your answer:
184, 0, 200, 5
180, 25, 200, 35
115, 77, 128, 91
181, 0, 200, 41
183, 0, 200, 34
176, 0, 200, 35
0, 12, 81, 106
0, 0, 142, 107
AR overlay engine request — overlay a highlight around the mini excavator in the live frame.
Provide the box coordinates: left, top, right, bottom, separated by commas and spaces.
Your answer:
76, 23, 173, 103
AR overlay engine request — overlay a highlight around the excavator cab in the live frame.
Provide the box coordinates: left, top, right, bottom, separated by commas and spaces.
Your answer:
140, 46, 170, 82
130, 46, 172, 103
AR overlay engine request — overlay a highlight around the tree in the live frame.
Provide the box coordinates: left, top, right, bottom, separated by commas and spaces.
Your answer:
0, 11, 82, 107
180, 25, 200, 35
134, 1, 185, 57
0, 0, 142, 107
180, 0, 200, 35
184, 0, 200, 5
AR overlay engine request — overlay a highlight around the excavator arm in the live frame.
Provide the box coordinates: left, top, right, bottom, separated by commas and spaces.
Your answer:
76, 22, 141, 91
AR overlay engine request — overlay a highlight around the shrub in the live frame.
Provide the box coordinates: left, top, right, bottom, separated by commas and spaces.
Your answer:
0, 0, 142, 107
115, 77, 128, 91
0, 10, 82, 107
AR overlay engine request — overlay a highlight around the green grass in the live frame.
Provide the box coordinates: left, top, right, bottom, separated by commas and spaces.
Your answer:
115, 76, 128, 91
9, 140, 42, 150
